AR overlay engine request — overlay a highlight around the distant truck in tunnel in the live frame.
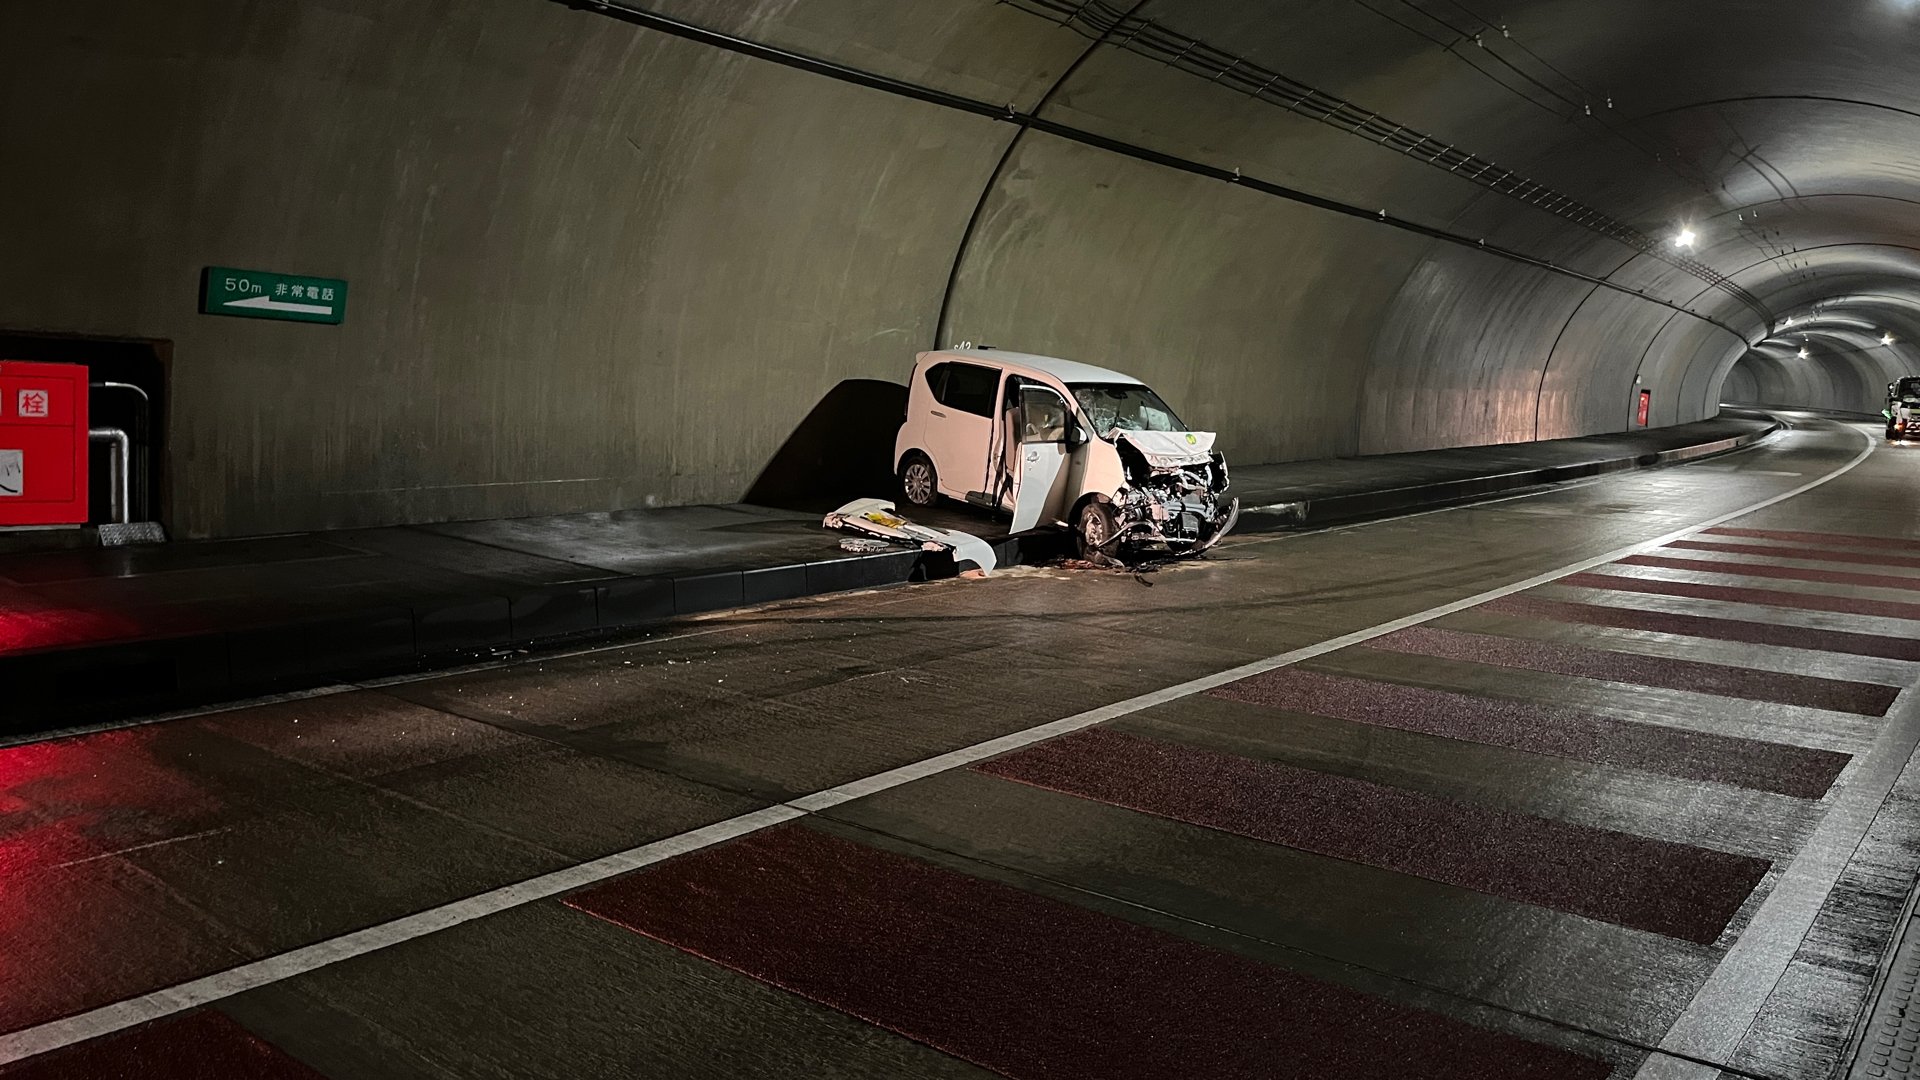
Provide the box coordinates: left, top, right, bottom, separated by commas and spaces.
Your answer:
893, 348, 1238, 560
1887, 377, 1920, 440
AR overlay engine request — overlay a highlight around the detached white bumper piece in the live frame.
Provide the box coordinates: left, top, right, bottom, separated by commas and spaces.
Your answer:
823, 498, 997, 576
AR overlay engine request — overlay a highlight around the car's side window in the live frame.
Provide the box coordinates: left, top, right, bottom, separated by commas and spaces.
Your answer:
923, 363, 949, 401
939, 362, 999, 417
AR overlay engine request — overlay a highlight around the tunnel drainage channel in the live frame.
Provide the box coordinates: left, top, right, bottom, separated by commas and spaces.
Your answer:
0, 421, 1874, 1069
1842, 876, 1920, 1079
559, 0, 1751, 344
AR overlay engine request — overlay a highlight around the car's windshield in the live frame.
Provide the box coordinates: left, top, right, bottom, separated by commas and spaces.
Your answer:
1069, 383, 1186, 435
1899, 378, 1920, 398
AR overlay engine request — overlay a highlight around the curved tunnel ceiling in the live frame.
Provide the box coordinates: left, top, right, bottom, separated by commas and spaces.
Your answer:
7, 0, 1920, 534
1038, 0, 1920, 421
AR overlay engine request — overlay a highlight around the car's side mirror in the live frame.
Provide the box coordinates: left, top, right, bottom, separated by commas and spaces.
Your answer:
1066, 421, 1088, 447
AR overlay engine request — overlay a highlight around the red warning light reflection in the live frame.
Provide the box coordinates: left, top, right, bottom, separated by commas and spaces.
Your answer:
0, 727, 226, 879
0, 603, 144, 655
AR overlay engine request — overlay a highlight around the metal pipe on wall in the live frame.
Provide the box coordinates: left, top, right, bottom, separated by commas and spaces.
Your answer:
91, 381, 150, 405
90, 381, 150, 520
88, 427, 130, 525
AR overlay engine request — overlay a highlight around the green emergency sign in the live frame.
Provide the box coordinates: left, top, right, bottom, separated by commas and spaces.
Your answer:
201, 266, 347, 325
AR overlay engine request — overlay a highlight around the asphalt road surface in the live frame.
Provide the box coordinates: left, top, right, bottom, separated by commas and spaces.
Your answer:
2, 415, 1916, 1080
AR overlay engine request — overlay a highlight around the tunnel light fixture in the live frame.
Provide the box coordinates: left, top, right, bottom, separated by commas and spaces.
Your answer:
1673, 228, 1697, 249
1884, 332, 1897, 346
1798, 347, 1811, 360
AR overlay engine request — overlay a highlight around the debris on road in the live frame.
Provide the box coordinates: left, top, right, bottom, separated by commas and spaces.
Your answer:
824, 498, 997, 577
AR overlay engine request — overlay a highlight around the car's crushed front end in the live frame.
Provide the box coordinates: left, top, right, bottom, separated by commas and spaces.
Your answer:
1109, 431, 1239, 557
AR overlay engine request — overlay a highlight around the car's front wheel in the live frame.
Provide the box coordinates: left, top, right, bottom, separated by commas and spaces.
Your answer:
899, 452, 938, 508
1075, 500, 1118, 560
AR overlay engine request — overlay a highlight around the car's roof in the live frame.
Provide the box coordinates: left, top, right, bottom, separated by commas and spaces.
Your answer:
918, 349, 1144, 386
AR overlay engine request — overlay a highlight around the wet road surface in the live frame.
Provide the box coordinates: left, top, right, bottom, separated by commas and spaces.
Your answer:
2, 416, 1918, 1078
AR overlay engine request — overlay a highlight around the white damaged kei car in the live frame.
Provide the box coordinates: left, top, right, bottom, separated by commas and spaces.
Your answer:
893, 348, 1238, 559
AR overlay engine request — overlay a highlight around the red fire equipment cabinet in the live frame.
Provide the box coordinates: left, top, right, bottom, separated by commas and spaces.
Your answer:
0, 361, 90, 527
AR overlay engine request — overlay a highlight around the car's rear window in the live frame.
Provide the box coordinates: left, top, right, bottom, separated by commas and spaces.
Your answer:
939, 362, 999, 417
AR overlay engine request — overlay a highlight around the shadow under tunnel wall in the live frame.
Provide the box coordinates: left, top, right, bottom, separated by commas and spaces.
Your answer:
744, 379, 908, 512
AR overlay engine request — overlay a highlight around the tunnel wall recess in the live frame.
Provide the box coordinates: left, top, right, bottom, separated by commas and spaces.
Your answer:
1, 0, 1844, 538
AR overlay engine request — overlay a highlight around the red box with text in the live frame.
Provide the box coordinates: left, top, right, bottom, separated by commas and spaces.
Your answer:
0, 361, 90, 526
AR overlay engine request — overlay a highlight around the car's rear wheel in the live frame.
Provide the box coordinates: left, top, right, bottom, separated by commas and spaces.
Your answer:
1075, 500, 1118, 560
899, 453, 938, 508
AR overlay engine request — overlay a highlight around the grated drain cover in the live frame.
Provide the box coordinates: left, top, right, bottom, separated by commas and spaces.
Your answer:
98, 521, 168, 547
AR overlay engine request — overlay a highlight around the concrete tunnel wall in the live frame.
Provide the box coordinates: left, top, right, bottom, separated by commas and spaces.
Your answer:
0, 0, 1765, 539
1722, 364, 1762, 406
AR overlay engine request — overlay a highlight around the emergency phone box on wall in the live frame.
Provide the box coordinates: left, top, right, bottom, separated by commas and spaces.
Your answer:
0, 361, 89, 527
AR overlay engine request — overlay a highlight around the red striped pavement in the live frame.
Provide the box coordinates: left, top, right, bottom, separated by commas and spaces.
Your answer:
1622, 554, 1920, 593
1706, 526, 1920, 552
976, 728, 1769, 943
1210, 667, 1850, 797
1561, 571, 1920, 622
1480, 593, 1920, 662
0, 1010, 323, 1079
568, 823, 1614, 1079
1369, 626, 1900, 716
1668, 539, 1920, 570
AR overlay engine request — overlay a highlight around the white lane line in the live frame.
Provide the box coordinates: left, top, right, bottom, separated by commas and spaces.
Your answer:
1539, 585, 1920, 637
1646, 546, 1920, 578
1603, 562, 1920, 603
0, 422, 1875, 1066
0, 805, 805, 1063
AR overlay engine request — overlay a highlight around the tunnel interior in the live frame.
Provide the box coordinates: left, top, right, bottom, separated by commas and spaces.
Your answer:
1718, 294, 1920, 415
4, 1, 1920, 538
